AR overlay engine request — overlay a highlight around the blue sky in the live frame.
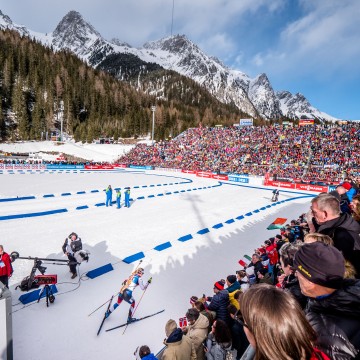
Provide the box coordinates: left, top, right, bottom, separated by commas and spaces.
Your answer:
1, 0, 359, 119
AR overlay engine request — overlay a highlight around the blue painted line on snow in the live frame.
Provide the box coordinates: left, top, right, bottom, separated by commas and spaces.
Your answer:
178, 234, 193, 242
225, 219, 235, 224
0, 196, 36, 202
212, 223, 224, 229
123, 252, 145, 264
197, 228, 210, 235
154, 242, 172, 251
61, 193, 71, 196
76, 205, 89, 210
0, 208, 68, 221
43, 194, 55, 198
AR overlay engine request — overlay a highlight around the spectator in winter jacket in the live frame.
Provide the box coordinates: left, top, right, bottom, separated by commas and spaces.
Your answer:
134, 345, 157, 360
277, 241, 308, 309
239, 284, 330, 360
207, 280, 231, 325
247, 254, 265, 283
182, 308, 209, 360
0, 245, 12, 288
193, 301, 214, 333
226, 275, 241, 310
342, 182, 357, 202
311, 193, 360, 278
294, 242, 360, 359
205, 319, 232, 360
162, 319, 196, 360
228, 305, 249, 360
105, 185, 112, 206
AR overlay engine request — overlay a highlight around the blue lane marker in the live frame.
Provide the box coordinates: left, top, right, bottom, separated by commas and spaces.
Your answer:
0, 196, 36, 202
236, 215, 245, 220
154, 242, 172, 251
123, 252, 145, 264
43, 194, 55, 198
0, 209, 68, 221
253, 209, 260, 213
197, 228, 209, 235
91, 190, 99, 193
61, 193, 71, 196
212, 223, 224, 229
245, 212, 253, 216
76, 205, 89, 210
157, 194, 164, 197
77, 191, 86, 194
225, 219, 235, 224
260, 207, 266, 210
95, 203, 106, 207
178, 234, 193, 242
137, 196, 145, 200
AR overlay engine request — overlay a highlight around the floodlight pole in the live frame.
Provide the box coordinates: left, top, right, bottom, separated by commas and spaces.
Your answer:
151, 106, 156, 145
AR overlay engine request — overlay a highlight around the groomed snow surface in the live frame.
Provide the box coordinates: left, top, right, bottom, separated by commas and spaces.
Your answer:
2, 169, 313, 360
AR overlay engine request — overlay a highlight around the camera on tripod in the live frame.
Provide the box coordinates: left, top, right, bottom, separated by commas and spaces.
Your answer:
10, 251, 68, 292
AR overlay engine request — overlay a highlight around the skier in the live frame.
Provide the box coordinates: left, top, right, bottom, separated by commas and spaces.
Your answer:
105, 267, 151, 323
271, 189, 280, 202
105, 185, 113, 207
124, 187, 131, 208
116, 189, 121, 209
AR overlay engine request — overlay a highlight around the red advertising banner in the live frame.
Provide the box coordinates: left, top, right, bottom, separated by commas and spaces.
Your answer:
267, 180, 295, 189
84, 165, 114, 170
212, 174, 228, 180
295, 183, 328, 192
299, 119, 314, 126
113, 164, 127, 168
181, 169, 196, 174
196, 171, 213, 178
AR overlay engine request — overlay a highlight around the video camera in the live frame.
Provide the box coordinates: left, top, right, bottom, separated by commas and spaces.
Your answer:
10, 251, 68, 292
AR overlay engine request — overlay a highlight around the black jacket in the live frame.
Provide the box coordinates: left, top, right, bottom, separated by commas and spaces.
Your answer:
207, 289, 231, 324
306, 279, 360, 360
282, 274, 308, 309
315, 213, 360, 277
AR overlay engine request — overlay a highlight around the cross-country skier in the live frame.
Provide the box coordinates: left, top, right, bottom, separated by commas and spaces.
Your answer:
105, 267, 151, 323
124, 187, 131, 207
271, 189, 280, 202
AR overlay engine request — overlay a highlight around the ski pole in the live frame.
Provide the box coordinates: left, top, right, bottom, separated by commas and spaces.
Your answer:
88, 293, 118, 317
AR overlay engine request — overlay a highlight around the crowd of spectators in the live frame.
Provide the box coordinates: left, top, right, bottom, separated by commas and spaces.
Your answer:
119, 123, 360, 184
136, 187, 360, 360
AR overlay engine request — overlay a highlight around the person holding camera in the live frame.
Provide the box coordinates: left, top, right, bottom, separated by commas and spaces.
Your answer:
62, 232, 83, 279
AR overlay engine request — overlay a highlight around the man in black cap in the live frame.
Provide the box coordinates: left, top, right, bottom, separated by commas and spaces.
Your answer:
294, 242, 360, 360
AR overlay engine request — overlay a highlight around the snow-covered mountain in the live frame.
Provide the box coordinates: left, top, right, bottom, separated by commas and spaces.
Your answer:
0, 9, 337, 121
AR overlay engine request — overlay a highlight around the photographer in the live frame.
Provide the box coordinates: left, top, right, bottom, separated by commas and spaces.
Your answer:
62, 232, 83, 279
0, 245, 12, 288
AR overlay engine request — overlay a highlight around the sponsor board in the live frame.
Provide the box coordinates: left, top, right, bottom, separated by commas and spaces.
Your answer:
228, 175, 249, 183
181, 169, 196, 174
129, 165, 153, 170
212, 174, 228, 180
47, 165, 85, 170
196, 171, 213, 178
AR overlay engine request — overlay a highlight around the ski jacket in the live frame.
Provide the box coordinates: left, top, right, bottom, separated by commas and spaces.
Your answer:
62, 237, 82, 256
0, 252, 12, 277
205, 332, 232, 360
305, 279, 360, 360
163, 328, 196, 360
227, 281, 241, 310
281, 273, 308, 309
185, 313, 209, 360
315, 213, 360, 277
207, 290, 231, 325
106, 187, 112, 198
265, 244, 279, 265
141, 354, 157, 360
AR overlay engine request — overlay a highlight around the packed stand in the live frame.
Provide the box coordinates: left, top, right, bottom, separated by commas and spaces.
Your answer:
135, 182, 360, 360
119, 123, 360, 183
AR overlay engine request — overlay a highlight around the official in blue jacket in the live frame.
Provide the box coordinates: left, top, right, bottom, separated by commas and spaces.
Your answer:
106, 185, 113, 207
124, 187, 131, 208
116, 189, 121, 209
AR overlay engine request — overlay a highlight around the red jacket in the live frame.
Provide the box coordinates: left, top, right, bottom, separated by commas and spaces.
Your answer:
310, 348, 330, 360
0, 252, 12, 277
265, 244, 278, 265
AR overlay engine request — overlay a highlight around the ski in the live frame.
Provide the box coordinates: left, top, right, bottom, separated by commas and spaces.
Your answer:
105, 309, 165, 332
97, 295, 114, 336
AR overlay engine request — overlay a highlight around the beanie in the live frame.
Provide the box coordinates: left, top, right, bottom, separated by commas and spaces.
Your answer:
227, 275, 237, 284
165, 319, 177, 337
190, 296, 198, 305
214, 279, 225, 290
294, 242, 345, 289
341, 182, 352, 191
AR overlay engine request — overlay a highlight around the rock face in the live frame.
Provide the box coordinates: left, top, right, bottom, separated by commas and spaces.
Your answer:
0, 10, 337, 121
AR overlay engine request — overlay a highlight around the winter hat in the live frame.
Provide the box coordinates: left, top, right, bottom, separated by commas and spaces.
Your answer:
165, 319, 177, 337
227, 275, 237, 284
264, 240, 271, 246
190, 296, 198, 305
214, 279, 225, 290
341, 182, 352, 191
275, 234, 282, 240
294, 242, 345, 289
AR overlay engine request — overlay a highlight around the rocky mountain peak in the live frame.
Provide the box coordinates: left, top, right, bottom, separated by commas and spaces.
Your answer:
52, 10, 102, 52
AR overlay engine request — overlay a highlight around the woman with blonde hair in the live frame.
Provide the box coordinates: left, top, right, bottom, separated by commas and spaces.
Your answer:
238, 284, 329, 360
